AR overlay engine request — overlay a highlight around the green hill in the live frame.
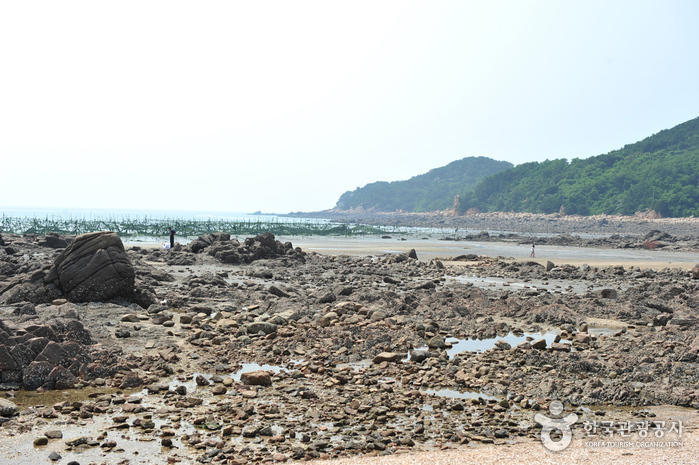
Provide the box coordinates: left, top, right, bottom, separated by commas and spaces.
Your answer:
335, 157, 513, 212
458, 117, 699, 217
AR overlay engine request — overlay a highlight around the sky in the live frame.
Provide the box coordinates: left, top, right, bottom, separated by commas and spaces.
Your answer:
1, 1, 698, 214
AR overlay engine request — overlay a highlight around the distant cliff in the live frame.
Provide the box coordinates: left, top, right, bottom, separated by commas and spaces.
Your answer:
335, 156, 513, 212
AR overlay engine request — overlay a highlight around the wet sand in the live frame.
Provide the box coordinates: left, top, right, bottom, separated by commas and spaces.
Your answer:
130, 236, 699, 270
283, 236, 699, 271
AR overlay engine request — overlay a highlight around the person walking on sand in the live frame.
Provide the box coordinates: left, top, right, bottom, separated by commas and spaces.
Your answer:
530, 244, 535, 258
168, 227, 176, 250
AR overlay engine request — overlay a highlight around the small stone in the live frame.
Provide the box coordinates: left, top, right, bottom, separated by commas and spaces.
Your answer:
34, 437, 49, 446
494, 340, 511, 350
372, 352, 403, 364
195, 375, 210, 386
427, 335, 447, 349
410, 349, 429, 363
240, 370, 272, 386
212, 385, 227, 395
0, 398, 19, 417
48, 452, 62, 461
259, 425, 273, 436
65, 436, 90, 447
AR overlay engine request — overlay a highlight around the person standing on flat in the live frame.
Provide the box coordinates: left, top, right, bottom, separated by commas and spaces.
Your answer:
168, 227, 176, 250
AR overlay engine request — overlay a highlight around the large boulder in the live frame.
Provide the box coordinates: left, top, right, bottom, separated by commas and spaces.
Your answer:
47, 231, 135, 302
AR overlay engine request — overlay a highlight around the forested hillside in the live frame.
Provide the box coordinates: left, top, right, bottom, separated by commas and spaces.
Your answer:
457, 117, 699, 217
335, 157, 513, 212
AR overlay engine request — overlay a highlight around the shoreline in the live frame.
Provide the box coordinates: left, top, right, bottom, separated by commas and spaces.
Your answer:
287, 210, 699, 238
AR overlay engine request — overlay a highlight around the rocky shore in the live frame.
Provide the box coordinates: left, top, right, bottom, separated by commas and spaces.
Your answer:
1, 229, 698, 464
288, 210, 699, 241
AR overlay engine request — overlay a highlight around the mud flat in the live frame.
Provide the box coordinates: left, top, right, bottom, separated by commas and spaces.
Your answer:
1, 229, 698, 464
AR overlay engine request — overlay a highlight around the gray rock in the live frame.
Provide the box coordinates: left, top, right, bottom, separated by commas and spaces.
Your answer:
44, 234, 68, 249
318, 312, 338, 327
0, 398, 19, 417
268, 286, 290, 298
410, 349, 430, 363
427, 335, 447, 349
246, 322, 277, 335
597, 288, 618, 299
494, 339, 511, 350
65, 436, 90, 447
372, 352, 403, 364
258, 425, 274, 436
50, 231, 135, 302
318, 292, 337, 304
22, 361, 53, 390
369, 310, 387, 321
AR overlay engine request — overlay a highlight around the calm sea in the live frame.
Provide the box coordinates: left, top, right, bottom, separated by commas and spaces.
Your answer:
0, 206, 300, 222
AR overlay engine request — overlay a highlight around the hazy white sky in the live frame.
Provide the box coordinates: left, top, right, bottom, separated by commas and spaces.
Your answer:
1, 1, 698, 214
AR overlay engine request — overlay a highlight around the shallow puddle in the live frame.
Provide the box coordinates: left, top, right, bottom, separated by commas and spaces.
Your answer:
441, 332, 559, 357
1, 392, 188, 465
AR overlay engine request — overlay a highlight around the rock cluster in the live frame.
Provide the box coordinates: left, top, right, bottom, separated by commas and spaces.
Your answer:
188, 232, 304, 264
0, 303, 94, 390
0, 231, 154, 307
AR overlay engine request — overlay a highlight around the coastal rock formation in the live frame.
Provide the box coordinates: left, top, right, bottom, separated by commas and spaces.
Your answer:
0, 303, 95, 390
46, 231, 135, 302
188, 231, 304, 264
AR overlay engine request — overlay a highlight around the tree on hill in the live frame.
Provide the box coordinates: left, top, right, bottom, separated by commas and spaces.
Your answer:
458, 116, 699, 217
335, 157, 513, 212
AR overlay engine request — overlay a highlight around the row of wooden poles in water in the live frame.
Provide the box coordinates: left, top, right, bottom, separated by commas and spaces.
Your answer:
0, 215, 561, 239
0, 215, 423, 238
